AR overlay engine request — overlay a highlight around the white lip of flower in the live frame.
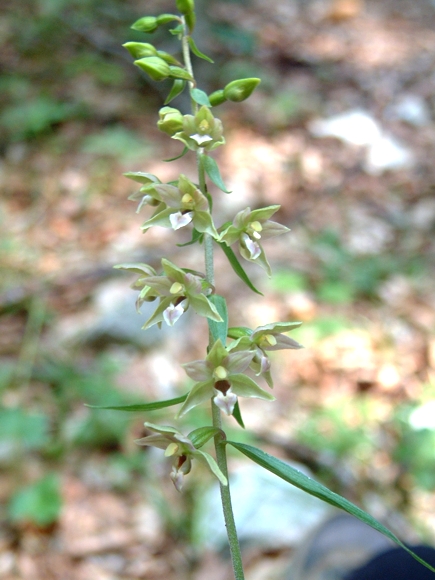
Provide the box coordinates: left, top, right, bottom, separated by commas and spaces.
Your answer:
260, 354, 271, 373
190, 133, 213, 145
163, 302, 185, 326
242, 233, 261, 259
213, 388, 237, 416
170, 211, 193, 230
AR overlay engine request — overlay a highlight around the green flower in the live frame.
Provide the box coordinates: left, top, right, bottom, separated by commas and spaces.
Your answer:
219, 205, 290, 276
229, 322, 303, 388
115, 259, 222, 329
173, 106, 225, 151
135, 422, 227, 491
140, 174, 219, 238
179, 339, 274, 417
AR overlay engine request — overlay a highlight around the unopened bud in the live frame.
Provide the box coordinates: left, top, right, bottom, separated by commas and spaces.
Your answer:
157, 106, 184, 135
176, 0, 195, 14
223, 78, 261, 102
208, 90, 227, 107
134, 56, 170, 81
157, 13, 181, 25
131, 16, 158, 33
123, 42, 157, 59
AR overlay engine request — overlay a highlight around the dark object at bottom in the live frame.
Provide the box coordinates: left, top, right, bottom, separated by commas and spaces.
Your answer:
345, 545, 435, 580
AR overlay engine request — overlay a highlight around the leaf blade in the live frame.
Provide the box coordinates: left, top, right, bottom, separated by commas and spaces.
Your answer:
227, 441, 435, 574
200, 154, 231, 193
188, 36, 214, 63
218, 242, 263, 295
86, 393, 188, 412
207, 294, 228, 344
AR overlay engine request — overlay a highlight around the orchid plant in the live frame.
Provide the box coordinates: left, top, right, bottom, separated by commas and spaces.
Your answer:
92, 2, 435, 578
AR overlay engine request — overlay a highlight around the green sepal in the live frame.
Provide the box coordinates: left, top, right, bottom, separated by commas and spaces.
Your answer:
86, 393, 188, 412
131, 16, 158, 33
188, 426, 223, 448
189, 293, 223, 322
177, 227, 203, 247
169, 66, 194, 81
164, 79, 187, 104
157, 50, 181, 66
123, 42, 157, 59
218, 242, 263, 295
190, 88, 211, 107
232, 400, 245, 428
164, 145, 189, 162
176, 0, 195, 14
228, 326, 252, 339
169, 24, 183, 36
134, 56, 170, 81
226, 441, 435, 575
209, 90, 227, 106
195, 450, 227, 486
156, 13, 181, 25
185, 11, 196, 32
207, 295, 228, 345
123, 172, 160, 185
188, 36, 213, 63
200, 154, 231, 193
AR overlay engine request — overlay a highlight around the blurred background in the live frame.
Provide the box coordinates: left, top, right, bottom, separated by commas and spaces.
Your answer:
1, 0, 435, 578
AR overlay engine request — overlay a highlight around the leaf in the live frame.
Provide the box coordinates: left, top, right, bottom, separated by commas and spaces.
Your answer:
227, 441, 435, 574
207, 295, 228, 344
190, 88, 211, 107
177, 227, 203, 247
86, 393, 188, 412
164, 79, 186, 104
164, 145, 189, 162
8, 474, 62, 527
232, 400, 245, 428
200, 154, 231, 193
188, 426, 223, 448
188, 36, 214, 63
218, 242, 263, 295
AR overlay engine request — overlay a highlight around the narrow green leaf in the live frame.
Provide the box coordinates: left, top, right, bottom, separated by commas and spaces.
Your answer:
86, 393, 188, 412
218, 242, 263, 295
232, 401, 245, 428
188, 36, 214, 63
169, 66, 194, 81
227, 441, 435, 574
177, 227, 203, 247
200, 154, 231, 193
190, 88, 211, 107
164, 145, 189, 162
164, 79, 186, 104
207, 295, 228, 344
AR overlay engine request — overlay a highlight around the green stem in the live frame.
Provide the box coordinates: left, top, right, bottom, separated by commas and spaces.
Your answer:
181, 16, 245, 580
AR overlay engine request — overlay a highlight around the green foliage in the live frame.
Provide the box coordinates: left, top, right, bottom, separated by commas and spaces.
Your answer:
8, 474, 62, 527
81, 126, 152, 162
0, 407, 50, 453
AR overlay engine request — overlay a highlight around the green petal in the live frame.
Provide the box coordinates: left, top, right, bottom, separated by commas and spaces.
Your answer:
239, 243, 272, 277
206, 338, 228, 367
177, 380, 215, 416
230, 374, 275, 401
161, 259, 186, 282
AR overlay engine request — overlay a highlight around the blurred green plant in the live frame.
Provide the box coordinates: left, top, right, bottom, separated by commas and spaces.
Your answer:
8, 474, 62, 527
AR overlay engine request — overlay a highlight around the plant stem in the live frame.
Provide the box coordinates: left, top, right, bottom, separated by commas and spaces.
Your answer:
181, 17, 245, 580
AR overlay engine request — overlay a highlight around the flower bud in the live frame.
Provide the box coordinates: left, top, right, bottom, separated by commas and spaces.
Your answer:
123, 42, 157, 59
208, 90, 227, 107
223, 78, 261, 102
157, 106, 184, 135
131, 16, 158, 33
176, 0, 195, 14
134, 56, 170, 81
156, 13, 181, 25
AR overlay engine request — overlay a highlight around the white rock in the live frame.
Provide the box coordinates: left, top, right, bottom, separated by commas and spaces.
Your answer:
194, 461, 330, 550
